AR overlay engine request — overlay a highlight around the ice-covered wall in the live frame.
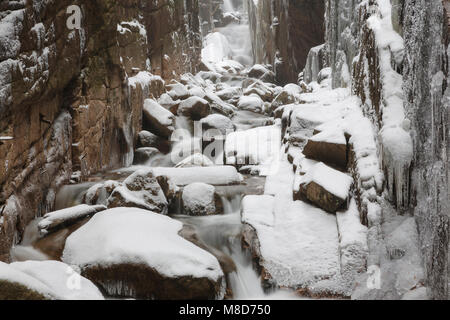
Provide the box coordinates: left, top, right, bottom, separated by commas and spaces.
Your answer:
0, 0, 202, 261
306, 0, 449, 299
402, 0, 449, 300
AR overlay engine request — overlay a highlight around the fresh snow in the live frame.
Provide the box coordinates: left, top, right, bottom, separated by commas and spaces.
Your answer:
62, 208, 223, 281
152, 166, 243, 186
143, 99, 174, 127
242, 157, 340, 288
38, 204, 106, 234
302, 162, 353, 200
11, 260, 104, 300
182, 183, 216, 215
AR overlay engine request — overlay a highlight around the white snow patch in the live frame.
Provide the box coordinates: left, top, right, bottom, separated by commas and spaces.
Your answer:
62, 208, 223, 281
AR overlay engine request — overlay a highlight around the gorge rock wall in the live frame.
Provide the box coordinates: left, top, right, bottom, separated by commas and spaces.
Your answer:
402, 0, 449, 300
246, 0, 325, 85
0, 0, 201, 262
305, 0, 449, 299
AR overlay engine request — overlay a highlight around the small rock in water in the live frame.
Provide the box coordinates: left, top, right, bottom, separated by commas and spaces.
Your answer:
107, 169, 168, 214
182, 182, 223, 216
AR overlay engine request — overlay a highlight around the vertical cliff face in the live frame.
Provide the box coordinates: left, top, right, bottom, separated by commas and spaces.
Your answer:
247, 0, 325, 85
0, 0, 201, 261
402, 0, 449, 300
305, 0, 449, 299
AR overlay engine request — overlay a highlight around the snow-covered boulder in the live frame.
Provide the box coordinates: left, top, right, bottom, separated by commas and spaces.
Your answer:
303, 129, 348, 170
237, 94, 264, 113
204, 91, 236, 117
201, 114, 235, 142
84, 180, 121, 206
182, 182, 223, 216
38, 204, 106, 236
62, 208, 225, 299
297, 162, 353, 213
177, 96, 211, 120
215, 87, 242, 102
188, 86, 207, 99
152, 166, 243, 186
243, 81, 274, 102
138, 130, 171, 154
107, 169, 168, 214
166, 81, 190, 100
270, 90, 297, 113
0, 261, 104, 300
158, 93, 181, 113
143, 99, 175, 139
247, 64, 275, 82
133, 147, 160, 165
0, 261, 57, 300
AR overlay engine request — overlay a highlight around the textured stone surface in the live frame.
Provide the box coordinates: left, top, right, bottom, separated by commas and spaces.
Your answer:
0, 0, 202, 261
402, 0, 449, 300
320, 0, 449, 299
247, 0, 325, 85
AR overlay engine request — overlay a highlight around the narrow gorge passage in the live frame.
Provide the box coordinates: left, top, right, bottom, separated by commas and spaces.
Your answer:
0, 0, 448, 302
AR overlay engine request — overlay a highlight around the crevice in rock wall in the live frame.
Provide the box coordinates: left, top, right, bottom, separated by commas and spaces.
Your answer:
246, 0, 325, 85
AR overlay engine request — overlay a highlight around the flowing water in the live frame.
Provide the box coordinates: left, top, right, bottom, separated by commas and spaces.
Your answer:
11, 167, 300, 299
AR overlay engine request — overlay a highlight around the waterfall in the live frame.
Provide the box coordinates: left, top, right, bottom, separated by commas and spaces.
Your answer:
223, 0, 235, 13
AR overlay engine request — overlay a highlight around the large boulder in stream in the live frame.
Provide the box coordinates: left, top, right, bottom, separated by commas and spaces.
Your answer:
62, 208, 225, 300
182, 182, 223, 216
296, 162, 353, 213
0, 261, 103, 300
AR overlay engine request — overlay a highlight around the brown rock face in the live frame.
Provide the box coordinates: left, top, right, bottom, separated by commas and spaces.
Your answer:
247, 0, 325, 84
297, 181, 348, 214
0, 281, 48, 300
0, 0, 202, 261
82, 263, 222, 300
303, 140, 348, 171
